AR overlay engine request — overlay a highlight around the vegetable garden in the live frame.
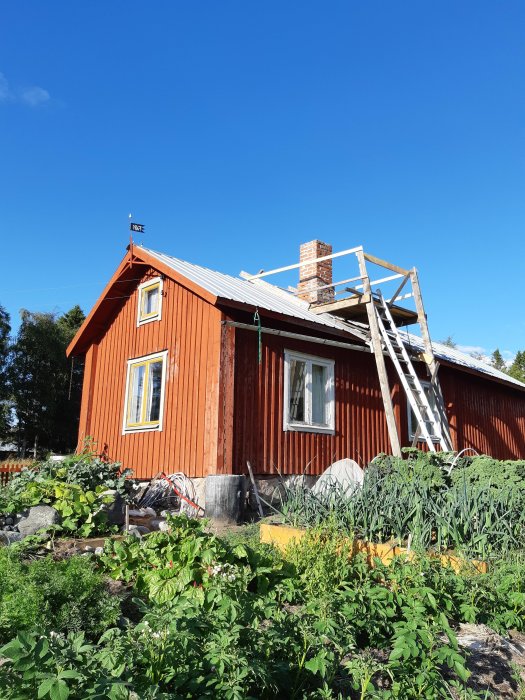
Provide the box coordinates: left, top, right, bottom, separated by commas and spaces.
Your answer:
0, 450, 523, 698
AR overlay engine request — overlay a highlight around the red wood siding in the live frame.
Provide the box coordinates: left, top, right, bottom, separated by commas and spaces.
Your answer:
439, 367, 525, 459
232, 328, 400, 474
232, 329, 525, 474
77, 268, 222, 479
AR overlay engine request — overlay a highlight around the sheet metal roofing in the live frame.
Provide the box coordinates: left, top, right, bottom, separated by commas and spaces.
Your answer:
141, 246, 524, 391
399, 331, 525, 390
140, 246, 367, 339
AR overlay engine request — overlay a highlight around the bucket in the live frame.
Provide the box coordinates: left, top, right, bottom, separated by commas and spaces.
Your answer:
205, 475, 246, 523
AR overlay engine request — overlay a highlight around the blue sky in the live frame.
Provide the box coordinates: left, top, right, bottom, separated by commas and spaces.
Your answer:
0, 2, 523, 359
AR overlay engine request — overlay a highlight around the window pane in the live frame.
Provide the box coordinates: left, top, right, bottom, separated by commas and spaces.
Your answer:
129, 365, 145, 423
289, 359, 306, 422
147, 360, 163, 422
144, 286, 159, 315
312, 364, 326, 424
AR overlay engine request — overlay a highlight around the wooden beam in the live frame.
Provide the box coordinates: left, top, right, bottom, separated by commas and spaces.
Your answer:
364, 273, 404, 288
244, 246, 363, 280
385, 292, 413, 304
292, 274, 363, 296
216, 323, 236, 473
223, 320, 370, 353
387, 273, 410, 306
357, 250, 402, 456
363, 252, 410, 276
309, 293, 371, 314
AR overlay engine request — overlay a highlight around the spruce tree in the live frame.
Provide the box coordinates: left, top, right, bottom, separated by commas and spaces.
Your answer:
491, 348, 506, 372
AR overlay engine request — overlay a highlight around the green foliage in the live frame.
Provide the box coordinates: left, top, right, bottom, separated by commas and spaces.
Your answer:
0, 517, 522, 698
450, 455, 525, 492
100, 514, 288, 601
0, 471, 118, 537
7, 306, 85, 455
490, 348, 506, 372
36, 439, 132, 495
0, 303, 11, 439
0, 445, 131, 536
509, 350, 525, 383
0, 549, 120, 644
280, 451, 525, 559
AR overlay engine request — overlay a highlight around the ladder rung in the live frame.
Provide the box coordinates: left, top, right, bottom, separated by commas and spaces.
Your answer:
373, 293, 452, 451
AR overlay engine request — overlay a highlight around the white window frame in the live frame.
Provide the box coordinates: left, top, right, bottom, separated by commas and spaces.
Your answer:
407, 379, 440, 442
283, 349, 335, 434
122, 350, 168, 434
137, 276, 163, 326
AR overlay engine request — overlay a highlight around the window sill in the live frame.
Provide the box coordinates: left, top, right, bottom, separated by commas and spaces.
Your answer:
137, 315, 160, 327
123, 425, 162, 435
284, 423, 335, 435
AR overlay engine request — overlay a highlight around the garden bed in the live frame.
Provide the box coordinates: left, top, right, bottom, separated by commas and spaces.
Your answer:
260, 522, 489, 572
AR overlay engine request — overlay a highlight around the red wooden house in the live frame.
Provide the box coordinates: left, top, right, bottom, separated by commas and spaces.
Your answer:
67, 241, 525, 479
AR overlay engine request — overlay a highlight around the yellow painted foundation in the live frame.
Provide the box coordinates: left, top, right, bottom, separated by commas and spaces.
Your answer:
260, 523, 488, 573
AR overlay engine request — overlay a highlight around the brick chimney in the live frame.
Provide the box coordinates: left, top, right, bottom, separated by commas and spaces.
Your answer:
297, 240, 334, 305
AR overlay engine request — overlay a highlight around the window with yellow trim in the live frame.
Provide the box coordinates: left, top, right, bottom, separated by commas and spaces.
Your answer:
123, 351, 167, 433
137, 277, 163, 325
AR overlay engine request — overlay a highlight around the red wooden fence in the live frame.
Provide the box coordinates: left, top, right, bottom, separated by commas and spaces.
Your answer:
0, 460, 34, 488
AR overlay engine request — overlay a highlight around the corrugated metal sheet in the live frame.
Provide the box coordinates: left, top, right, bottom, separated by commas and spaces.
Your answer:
139, 246, 368, 340
399, 331, 525, 390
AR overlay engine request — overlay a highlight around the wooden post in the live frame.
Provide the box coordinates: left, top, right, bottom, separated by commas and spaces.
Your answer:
410, 269, 436, 372
357, 250, 402, 457
216, 322, 235, 473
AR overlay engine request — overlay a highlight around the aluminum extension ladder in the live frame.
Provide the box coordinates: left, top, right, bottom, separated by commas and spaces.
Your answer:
373, 292, 453, 452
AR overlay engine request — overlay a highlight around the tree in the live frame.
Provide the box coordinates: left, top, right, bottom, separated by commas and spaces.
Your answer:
490, 348, 507, 372
508, 350, 525, 384
0, 305, 11, 439
9, 306, 85, 456
55, 305, 86, 452
441, 336, 457, 348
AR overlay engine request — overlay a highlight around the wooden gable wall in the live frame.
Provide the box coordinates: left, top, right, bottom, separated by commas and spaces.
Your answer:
78, 267, 224, 479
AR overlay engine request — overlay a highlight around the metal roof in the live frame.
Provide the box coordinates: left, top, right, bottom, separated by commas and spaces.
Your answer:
141, 246, 525, 391
399, 331, 525, 390
140, 246, 368, 340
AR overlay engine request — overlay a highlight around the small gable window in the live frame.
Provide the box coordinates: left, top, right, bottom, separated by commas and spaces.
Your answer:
283, 350, 335, 433
123, 350, 167, 433
137, 277, 163, 325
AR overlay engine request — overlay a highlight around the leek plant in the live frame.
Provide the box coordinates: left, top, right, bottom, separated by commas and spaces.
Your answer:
278, 452, 525, 560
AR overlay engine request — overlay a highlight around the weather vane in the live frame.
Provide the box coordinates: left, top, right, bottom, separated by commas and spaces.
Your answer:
128, 213, 145, 254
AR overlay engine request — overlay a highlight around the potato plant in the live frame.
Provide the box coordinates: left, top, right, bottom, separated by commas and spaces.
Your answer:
2, 516, 523, 699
